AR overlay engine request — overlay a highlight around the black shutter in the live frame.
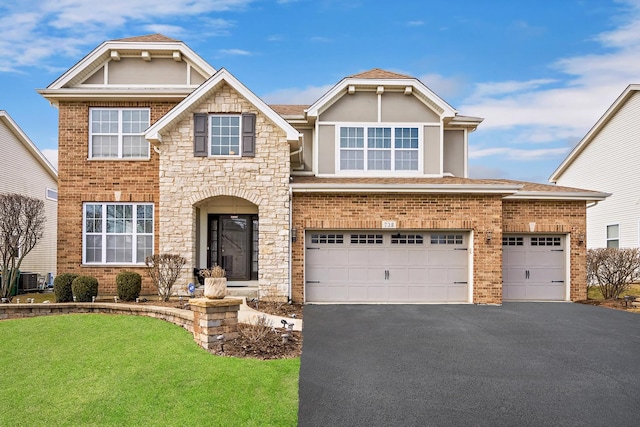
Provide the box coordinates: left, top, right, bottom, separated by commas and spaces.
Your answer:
241, 113, 256, 157
194, 113, 208, 157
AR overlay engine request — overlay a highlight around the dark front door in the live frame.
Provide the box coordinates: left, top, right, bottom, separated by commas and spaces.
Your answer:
208, 214, 258, 281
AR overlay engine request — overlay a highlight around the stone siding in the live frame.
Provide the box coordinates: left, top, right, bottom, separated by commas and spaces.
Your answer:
158, 83, 291, 298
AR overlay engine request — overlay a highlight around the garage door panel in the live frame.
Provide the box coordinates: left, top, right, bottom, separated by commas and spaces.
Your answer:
305, 230, 469, 303
502, 235, 566, 301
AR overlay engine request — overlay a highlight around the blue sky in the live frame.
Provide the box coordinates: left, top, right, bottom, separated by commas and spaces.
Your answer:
1, 0, 639, 183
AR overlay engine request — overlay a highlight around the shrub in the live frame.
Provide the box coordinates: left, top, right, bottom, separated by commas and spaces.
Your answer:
53, 273, 77, 303
71, 275, 99, 302
145, 254, 186, 302
116, 271, 142, 301
587, 248, 640, 299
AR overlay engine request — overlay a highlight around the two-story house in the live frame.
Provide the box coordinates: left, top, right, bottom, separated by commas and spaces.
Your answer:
39, 34, 608, 304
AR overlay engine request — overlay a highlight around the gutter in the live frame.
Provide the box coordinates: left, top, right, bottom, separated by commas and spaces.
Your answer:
503, 191, 611, 201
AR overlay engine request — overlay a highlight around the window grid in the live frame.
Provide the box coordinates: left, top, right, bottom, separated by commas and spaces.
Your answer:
90, 109, 149, 159
530, 237, 561, 246
210, 115, 240, 156
339, 125, 419, 172
311, 234, 344, 244
502, 236, 524, 246
430, 234, 463, 245
391, 234, 424, 244
84, 203, 153, 264
350, 234, 384, 244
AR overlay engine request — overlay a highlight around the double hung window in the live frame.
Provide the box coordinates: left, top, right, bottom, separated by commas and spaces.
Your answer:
339, 125, 420, 172
210, 115, 240, 156
606, 224, 619, 248
83, 203, 153, 264
89, 108, 150, 158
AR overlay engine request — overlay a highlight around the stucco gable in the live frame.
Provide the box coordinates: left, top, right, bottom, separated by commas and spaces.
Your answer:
145, 68, 301, 143
306, 68, 458, 119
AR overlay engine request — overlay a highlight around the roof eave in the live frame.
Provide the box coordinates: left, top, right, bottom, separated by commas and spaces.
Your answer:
504, 191, 611, 201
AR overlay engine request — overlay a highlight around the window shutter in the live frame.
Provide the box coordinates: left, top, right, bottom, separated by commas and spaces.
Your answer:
241, 113, 256, 157
193, 113, 208, 157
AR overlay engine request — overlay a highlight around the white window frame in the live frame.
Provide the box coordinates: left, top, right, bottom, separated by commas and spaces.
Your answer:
45, 188, 58, 201
334, 122, 424, 175
82, 202, 154, 265
606, 223, 619, 248
88, 108, 150, 159
209, 114, 241, 157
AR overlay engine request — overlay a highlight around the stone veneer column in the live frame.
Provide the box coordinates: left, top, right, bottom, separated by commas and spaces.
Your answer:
189, 298, 242, 351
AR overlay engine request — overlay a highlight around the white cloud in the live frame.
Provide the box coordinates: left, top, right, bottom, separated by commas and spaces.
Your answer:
0, 0, 255, 72
407, 20, 424, 27
460, 0, 640, 145
418, 73, 467, 100
261, 84, 334, 104
218, 48, 252, 56
42, 148, 58, 171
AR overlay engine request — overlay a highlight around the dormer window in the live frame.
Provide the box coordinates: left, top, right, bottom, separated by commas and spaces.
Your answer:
338, 124, 420, 172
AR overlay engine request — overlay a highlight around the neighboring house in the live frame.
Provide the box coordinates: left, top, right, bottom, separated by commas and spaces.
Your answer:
550, 84, 638, 249
38, 34, 608, 304
0, 111, 58, 279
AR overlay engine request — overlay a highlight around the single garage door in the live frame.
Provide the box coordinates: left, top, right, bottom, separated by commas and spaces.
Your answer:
502, 235, 566, 301
305, 231, 469, 303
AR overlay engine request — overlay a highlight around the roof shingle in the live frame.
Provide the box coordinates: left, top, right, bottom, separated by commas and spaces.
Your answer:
349, 68, 414, 79
114, 34, 178, 43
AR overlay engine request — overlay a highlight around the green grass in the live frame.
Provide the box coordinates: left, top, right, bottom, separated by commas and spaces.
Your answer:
587, 283, 640, 300
0, 314, 299, 426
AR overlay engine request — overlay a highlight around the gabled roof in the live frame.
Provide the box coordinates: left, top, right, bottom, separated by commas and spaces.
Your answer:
145, 68, 301, 143
37, 34, 216, 103
550, 84, 640, 182
0, 111, 58, 179
349, 68, 414, 79
306, 68, 458, 119
115, 34, 178, 43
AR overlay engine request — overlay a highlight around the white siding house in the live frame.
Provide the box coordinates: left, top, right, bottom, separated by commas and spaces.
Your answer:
550, 85, 639, 249
0, 111, 58, 278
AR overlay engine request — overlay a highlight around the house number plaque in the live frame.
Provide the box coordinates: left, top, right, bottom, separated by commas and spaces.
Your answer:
382, 220, 397, 229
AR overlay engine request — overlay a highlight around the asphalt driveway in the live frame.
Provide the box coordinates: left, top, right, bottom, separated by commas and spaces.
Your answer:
298, 303, 640, 426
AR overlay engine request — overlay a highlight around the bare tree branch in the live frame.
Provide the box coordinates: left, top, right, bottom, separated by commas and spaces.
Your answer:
145, 254, 186, 302
0, 193, 46, 300
587, 248, 640, 299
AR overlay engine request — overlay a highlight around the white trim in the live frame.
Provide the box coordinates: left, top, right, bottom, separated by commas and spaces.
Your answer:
306, 77, 457, 118
145, 68, 301, 143
291, 183, 522, 194
208, 114, 241, 157
45, 188, 58, 202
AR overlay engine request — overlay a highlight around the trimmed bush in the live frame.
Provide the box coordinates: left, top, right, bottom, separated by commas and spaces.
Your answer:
53, 273, 77, 303
116, 271, 142, 301
71, 275, 99, 302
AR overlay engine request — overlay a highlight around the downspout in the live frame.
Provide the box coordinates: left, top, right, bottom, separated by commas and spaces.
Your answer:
587, 201, 600, 209
288, 186, 293, 301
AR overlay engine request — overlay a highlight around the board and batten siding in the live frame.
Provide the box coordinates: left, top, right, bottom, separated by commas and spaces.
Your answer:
555, 91, 640, 249
0, 118, 57, 277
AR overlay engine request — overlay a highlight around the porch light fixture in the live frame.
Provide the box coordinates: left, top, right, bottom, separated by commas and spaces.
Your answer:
486, 231, 493, 244
291, 228, 297, 243
578, 233, 585, 245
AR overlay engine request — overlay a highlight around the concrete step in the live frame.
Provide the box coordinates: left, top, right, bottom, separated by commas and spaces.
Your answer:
226, 286, 259, 299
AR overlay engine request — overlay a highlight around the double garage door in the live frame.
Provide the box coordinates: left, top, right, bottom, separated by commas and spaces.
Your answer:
305, 231, 469, 303
305, 231, 568, 303
502, 235, 567, 301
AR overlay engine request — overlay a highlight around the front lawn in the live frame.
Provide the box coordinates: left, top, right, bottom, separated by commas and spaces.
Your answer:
0, 314, 299, 426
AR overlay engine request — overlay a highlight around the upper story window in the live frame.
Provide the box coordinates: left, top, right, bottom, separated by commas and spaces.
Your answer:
89, 108, 150, 159
338, 125, 420, 172
606, 224, 619, 248
210, 115, 240, 156
193, 113, 255, 158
